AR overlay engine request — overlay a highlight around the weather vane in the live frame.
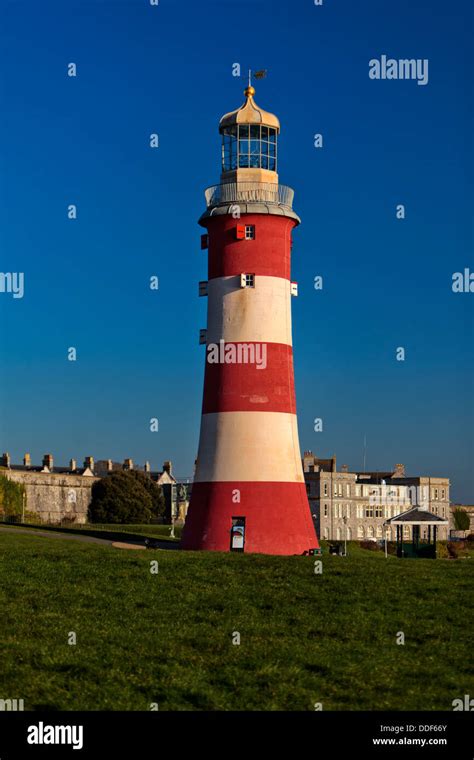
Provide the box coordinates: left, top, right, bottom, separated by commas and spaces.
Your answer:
248, 68, 268, 86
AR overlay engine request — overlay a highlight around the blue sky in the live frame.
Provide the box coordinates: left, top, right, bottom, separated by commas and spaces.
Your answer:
0, 0, 472, 501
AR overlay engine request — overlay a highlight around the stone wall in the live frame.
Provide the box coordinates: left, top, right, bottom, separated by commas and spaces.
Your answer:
4, 471, 98, 524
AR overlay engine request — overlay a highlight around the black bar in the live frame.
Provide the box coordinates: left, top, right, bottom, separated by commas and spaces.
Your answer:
0, 711, 471, 758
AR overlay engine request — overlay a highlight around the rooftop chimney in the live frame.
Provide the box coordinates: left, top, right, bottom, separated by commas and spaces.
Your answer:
1, 452, 11, 468
106, 459, 113, 472
163, 460, 172, 475
42, 453, 53, 471
144, 461, 151, 473
69, 458, 77, 472
123, 458, 134, 470
341, 464, 349, 473
23, 453, 31, 467
84, 456, 94, 472
393, 463, 405, 478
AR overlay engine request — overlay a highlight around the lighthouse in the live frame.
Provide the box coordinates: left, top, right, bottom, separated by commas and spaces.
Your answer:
182, 83, 319, 555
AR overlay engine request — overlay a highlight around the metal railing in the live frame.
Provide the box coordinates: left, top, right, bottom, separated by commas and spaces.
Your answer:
204, 181, 294, 209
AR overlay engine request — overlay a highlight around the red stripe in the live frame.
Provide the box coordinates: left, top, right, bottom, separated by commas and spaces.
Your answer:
182, 481, 319, 555
204, 214, 296, 280
202, 342, 296, 413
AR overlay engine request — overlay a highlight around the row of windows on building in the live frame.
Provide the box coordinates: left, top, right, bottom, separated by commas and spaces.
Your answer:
320, 525, 412, 541
320, 503, 447, 520
317, 482, 447, 500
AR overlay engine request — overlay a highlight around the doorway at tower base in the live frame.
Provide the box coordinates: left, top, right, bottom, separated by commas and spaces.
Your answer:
181, 481, 319, 556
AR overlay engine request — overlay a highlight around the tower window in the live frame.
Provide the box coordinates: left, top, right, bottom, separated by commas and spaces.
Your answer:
240, 273, 255, 288
245, 225, 255, 240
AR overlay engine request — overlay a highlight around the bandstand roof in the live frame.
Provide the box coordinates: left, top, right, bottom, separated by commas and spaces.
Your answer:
385, 507, 449, 526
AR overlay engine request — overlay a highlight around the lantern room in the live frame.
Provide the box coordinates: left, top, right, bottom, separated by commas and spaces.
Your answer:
219, 85, 280, 184
221, 124, 277, 171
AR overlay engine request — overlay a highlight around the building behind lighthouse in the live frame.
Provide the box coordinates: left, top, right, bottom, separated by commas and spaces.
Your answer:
182, 84, 319, 555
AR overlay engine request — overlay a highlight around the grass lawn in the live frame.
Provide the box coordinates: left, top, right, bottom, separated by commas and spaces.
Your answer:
91, 523, 182, 539
0, 531, 472, 711
14, 522, 181, 543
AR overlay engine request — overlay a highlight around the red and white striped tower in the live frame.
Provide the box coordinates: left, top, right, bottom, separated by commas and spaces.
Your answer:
182, 84, 319, 555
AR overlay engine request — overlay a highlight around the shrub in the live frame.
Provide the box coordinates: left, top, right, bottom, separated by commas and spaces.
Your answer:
0, 476, 25, 519
446, 542, 459, 559
436, 542, 449, 559
359, 540, 380, 552
88, 471, 155, 524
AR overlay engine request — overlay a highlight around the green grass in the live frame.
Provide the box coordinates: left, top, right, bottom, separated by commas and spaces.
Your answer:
90, 522, 182, 539
8, 521, 181, 542
0, 532, 472, 711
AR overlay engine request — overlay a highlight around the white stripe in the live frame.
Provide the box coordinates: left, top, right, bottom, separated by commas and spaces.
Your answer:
206, 275, 292, 345
194, 411, 305, 483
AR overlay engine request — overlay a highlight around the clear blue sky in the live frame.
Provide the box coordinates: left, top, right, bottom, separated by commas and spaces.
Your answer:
0, 0, 472, 501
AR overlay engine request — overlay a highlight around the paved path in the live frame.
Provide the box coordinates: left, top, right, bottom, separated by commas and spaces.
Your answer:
0, 525, 114, 545
0, 526, 179, 550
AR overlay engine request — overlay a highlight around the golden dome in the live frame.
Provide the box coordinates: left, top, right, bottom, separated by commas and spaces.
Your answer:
219, 86, 280, 132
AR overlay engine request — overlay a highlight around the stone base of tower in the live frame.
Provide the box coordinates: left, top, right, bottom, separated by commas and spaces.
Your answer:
181, 481, 319, 555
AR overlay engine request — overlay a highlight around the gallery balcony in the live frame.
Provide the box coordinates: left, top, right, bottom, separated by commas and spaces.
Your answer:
204, 181, 295, 210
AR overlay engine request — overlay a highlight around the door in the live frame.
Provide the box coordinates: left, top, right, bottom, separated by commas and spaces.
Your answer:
230, 517, 246, 552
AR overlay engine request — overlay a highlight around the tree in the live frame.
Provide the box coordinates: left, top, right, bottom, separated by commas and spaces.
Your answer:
453, 508, 470, 532
127, 470, 166, 519
88, 470, 156, 524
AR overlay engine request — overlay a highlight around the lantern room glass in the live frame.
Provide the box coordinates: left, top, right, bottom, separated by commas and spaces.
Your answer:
222, 125, 277, 172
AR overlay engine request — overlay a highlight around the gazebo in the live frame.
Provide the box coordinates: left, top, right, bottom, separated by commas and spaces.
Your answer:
384, 507, 449, 559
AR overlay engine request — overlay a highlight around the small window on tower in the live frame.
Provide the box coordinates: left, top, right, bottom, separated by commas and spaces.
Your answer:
240, 273, 255, 288
245, 225, 255, 240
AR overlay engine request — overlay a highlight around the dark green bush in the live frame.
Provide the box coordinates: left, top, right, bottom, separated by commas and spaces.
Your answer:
88, 470, 162, 524
126, 470, 165, 519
